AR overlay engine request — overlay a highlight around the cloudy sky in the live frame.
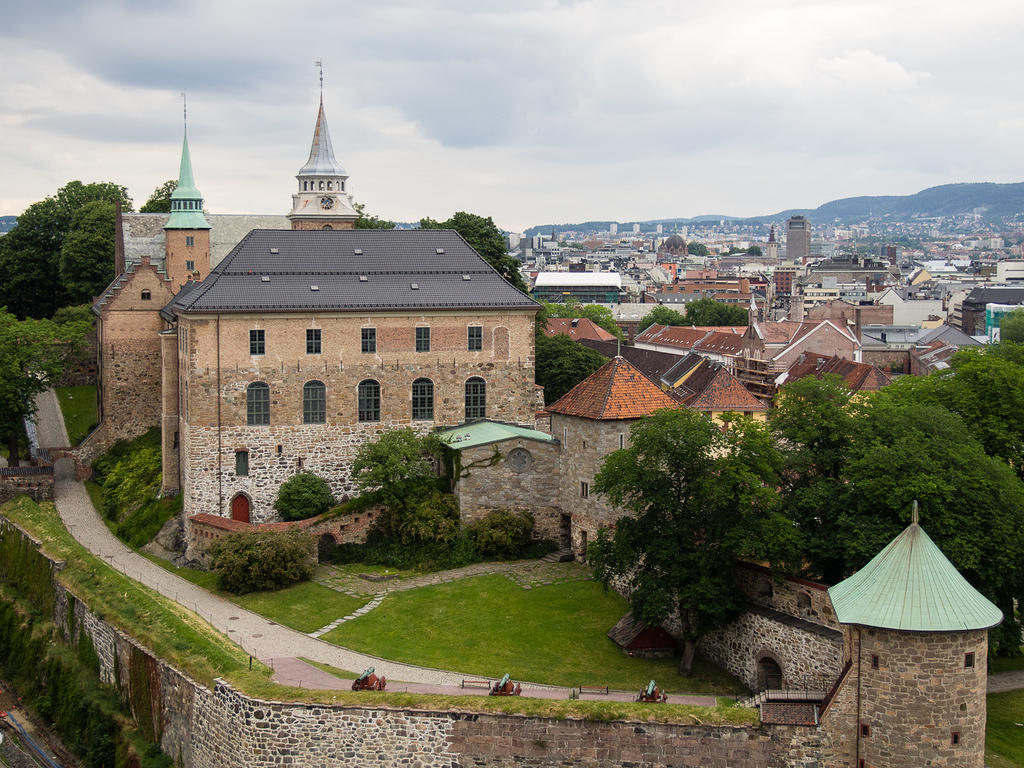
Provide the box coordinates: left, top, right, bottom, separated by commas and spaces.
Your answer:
2, 0, 1022, 231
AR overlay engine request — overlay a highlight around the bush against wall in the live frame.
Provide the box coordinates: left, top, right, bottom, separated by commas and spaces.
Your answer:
467, 509, 536, 560
209, 529, 315, 594
273, 472, 335, 522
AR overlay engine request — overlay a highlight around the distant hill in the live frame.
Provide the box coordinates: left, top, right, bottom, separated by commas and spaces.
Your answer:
0, 216, 16, 234
524, 182, 1024, 236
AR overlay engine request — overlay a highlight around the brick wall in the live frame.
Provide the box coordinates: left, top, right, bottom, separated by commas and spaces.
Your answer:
0, 467, 54, 503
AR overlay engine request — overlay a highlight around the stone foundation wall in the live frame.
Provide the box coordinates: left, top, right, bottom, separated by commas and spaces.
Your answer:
697, 607, 843, 692
735, 563, 840, 630
0, 467, 54, 503
1, 512, 840, 768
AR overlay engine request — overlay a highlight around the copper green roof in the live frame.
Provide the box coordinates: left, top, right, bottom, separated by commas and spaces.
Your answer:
828, 520, 1002, 632
165, 130, 211, 230
437, 421, 557, 451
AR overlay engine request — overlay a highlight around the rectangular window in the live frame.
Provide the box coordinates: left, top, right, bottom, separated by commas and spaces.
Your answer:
467, 326, 482, 351
871, 655, 879, 669
416, 326, 431, 352
185, 235, 195, 247
185, 260, 195, 272
964, 652, 975, 669
619, 433, 624, 449
306, 328, 322, 355
361, 327, 376, 354
235, 450, 249, 476
249, 329, 265, 356
951, 732, 961, 746
861, 724, 870, 737
580, 481, 589, 498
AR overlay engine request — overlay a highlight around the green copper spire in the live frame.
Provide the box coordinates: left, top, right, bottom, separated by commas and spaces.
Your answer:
165, 127, 211, 230
828, 505, 1002, 632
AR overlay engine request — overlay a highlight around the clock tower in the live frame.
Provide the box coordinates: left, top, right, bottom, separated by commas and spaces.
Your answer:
287, 94, 358, 230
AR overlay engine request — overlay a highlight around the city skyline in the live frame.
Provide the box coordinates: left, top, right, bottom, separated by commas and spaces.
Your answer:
2, 0, 1023, 232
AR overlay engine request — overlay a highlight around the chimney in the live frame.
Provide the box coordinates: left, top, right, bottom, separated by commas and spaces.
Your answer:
114, 201, 126, 277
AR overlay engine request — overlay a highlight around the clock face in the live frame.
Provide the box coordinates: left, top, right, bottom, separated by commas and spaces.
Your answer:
320, 196, 334, 210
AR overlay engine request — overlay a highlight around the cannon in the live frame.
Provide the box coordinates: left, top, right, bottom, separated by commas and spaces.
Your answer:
636, 679, 667, 703
489, 673, 521, 696
351, 667, 386, 691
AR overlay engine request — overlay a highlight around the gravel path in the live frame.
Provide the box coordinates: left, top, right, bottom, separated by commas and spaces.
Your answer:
33, 389, 70, 449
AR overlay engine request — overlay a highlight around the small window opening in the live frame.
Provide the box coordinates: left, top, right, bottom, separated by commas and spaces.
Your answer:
276, 444, 283, 456
140, 290, 151, 301
235, 450, 249, 476
964, 652, 975, 668
870, 655, 879, 669
861, 724, 870, 737
580, 481, 589, 498
951, 731, 961, 746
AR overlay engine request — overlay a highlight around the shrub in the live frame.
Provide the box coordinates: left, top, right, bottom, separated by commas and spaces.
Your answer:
350, 428, 444, 506
273, 473, 335, 522
209, 529, 314, 594
467, 509, 536, 560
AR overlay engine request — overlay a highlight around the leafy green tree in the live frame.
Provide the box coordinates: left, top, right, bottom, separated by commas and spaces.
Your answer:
682, 298, 749, 326
536, 299, 623, 339
590, 409, 795, 673
273, 472, 336, 521
1000, 308, 1024, 344
353, 201, 395, 230
59, 201, 117, 303
421, 212, 527, 292
638, 305, 688, 332
210, 529, 315, 593
747, 245, 763, 257
0, 309, 89, 464
139, 180, 177, 213
687, 242, 709, 256
535, 333, 607, 405
351, 428, 442, 507
54, 180, 132, 217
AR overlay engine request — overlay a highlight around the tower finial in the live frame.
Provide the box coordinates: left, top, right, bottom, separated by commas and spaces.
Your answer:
182, 91, 187, 131
912, 499, 919, 525
315, 59, 323, 102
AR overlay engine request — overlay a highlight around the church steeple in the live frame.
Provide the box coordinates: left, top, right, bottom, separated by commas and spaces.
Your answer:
287, 65, 358, 230
165, 128, 211, 230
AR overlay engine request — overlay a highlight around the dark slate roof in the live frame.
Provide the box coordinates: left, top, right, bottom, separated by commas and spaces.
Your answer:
963, 285, 1024, 307
161, 229, 536, 317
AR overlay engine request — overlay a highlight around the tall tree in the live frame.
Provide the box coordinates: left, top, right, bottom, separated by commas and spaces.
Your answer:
638, 305, 688, 332
536, 299, 623, 339
353, 201, 395, 230
682, 298, 749, 326
1001, 309, 1024, 344
534, 333, 607, 405
421, 212, 527, 292
590, 409, 795, 673
0, 309, 89, 464
139, 180, 177, 213
59, 201, 117, 303
687, 242, 709, 256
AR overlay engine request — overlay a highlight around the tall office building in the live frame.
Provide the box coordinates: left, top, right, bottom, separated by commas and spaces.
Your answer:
787, 215, 811, 263
609, 222, 618, 235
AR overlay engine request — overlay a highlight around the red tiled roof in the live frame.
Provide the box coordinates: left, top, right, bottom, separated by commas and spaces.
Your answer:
543, 317, 618, 342
675, 363, 767, 412
694, 331, 745, 356
752, 321, 804, 344
781, 352, 890, 392
635, 324, 711, 348
189, 512, 321, 532
547, 356, 677, 420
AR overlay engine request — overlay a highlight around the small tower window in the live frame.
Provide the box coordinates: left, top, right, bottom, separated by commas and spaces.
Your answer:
319, 180, 324, 190
186, 236, 195, 247
860, 723, 870, 737
870, 654, 879, 669
235, 450, 249, 476
951, 731, 961, 746
964, 652, 975, 668
327, 181, 332, 190
303, 181, 308, 191
140, 290, 151, 301
185, 260, 195, 272
340, 181, 345, 191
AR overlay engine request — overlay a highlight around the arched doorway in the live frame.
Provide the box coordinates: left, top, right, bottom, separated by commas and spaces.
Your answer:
757, 656, 783, 690
230, 493, 251, 523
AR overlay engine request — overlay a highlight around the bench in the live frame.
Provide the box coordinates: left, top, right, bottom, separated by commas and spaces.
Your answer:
578, 685, 609, 696
461, 679, 491, 689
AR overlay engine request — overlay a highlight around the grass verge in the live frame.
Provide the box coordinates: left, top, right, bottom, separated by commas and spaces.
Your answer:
54, 385, 98, 446
986, 690, 1024, 768
990, 654, 1024, 675
1, 497, 747, 723
323, 573, 744, 695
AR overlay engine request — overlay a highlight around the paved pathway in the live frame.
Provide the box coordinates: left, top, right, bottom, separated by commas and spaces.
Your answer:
988, 669, 1024, 693
33, 390, 70, 449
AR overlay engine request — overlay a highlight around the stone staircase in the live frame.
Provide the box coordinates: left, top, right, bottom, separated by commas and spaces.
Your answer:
541, 548, 575, 563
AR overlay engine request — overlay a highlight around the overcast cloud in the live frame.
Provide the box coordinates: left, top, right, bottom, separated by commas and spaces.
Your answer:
2, 0, 1022, 231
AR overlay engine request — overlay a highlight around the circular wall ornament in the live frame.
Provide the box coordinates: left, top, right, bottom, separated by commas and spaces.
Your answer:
507, 447, 532, 473
320, 196, 335, 210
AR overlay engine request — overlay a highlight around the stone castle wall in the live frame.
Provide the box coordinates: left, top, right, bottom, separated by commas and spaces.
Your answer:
174, 311, 537, 520
735, 563, 840, 631
454, 437, 563, 542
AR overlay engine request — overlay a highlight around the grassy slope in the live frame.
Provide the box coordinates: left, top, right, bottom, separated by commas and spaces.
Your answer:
986, 690, 1024, 767
54, 385, 98, 445
323, 573, 743, 694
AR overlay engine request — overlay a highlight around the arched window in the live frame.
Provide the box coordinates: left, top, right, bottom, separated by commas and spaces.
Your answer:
246, 382, 270, 426
327, 180, 332, 190
412, 378, 434, 421
465, 377, 486, 420
303, 380, 326, 424
358, 379, 380, 422
319, 180, 324, 190
303, 181, 308, 191
322, 225, 333, 230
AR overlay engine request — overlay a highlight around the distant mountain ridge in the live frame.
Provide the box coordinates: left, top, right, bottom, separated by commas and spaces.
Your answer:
523, 182, 1024, 237
0, 216, 16, 234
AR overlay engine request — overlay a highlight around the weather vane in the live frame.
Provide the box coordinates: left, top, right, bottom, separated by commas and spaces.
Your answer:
181, 91, 187, 129
315, 59, 324, 98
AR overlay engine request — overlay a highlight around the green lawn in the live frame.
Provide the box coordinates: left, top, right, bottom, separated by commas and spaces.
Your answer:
991, 654, 1024, 675
140, 554, 363, 634
54, 385, 98, 445
323, 573, 744, 694
986, 690, 1024, 768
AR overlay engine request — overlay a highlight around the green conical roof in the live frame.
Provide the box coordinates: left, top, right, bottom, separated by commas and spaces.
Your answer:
828, 518, 1002, 632
165, 129, 211, 230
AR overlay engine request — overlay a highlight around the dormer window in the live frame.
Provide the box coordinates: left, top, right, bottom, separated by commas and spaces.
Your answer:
140, 290, 151, 301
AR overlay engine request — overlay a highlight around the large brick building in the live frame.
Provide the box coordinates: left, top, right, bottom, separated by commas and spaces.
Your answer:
90, 97, 539, 523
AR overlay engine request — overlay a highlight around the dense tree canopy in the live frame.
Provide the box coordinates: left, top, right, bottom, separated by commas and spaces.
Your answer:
682, 298, 749, 326
534, 333, 607, 405
638, 305, 688, 332
687, 242, 709, 256
0, 180, 132, 318
0, 309, 89, 464
353, 201, 395, 230
139, 180, 177, 213
536, 299, 622, 339
421, 212, 527, 292
59, 201, 117, 304
591, 410, 796, 673
1001, 309, 1024, 344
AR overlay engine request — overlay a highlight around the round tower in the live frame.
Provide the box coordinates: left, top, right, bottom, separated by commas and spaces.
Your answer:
828, 506, 1002, 768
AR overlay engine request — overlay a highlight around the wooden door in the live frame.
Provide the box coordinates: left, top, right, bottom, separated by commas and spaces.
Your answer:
231, 494, 250, 523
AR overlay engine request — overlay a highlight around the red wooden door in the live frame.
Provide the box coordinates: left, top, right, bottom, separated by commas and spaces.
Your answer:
231, 494, 250, 523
